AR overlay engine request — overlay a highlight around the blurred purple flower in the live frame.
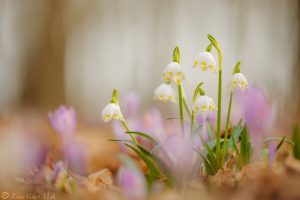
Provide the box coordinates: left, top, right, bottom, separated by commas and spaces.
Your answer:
64, 140, 87, 175
117, 166, 147, 200
52, 161, 64, 182
152, 135, 197, 187
234, 86, 275, 146
48, 105, 77, 137
124, 92, 140, 117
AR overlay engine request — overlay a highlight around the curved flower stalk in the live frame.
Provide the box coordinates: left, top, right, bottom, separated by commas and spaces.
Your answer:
102, 89, 138, 144
221, 61, 249, 164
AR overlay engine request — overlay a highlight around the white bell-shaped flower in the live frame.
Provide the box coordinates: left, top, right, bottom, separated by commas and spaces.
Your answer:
154, 83, 176, 103
162, 62, 185, 85
193, 52, 217, 73
102, 103, 123, 122
192, 95, 216, 114
228, 73, 248, 92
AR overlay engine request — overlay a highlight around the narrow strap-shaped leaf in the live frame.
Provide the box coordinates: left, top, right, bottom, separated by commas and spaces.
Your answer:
125, 131, 158, 144
263, 137, 294, 146
124, 143, 160, 177
276, 136, 286, 151
195, 149, 216, 175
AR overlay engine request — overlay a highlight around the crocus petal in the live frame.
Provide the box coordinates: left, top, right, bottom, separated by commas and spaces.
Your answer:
117, 166, 147, 200
48, 105, 77, 136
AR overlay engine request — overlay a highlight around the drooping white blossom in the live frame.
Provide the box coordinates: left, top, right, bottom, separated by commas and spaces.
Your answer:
102, 103, 123, 122
154, 83, 176, 103
228, 73, 248, 92
192, 95, 216, 114
193, 52, 217, 73
162, 62, 185, 85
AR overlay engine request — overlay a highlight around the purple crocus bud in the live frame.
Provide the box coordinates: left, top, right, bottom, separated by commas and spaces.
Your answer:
48, 105, 77, 137
52, 161, 64, 183
117, 166, 147, 200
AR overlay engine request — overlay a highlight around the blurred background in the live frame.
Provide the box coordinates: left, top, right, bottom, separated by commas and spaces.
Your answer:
0, 0, 300, 189
0, 0, 299, 123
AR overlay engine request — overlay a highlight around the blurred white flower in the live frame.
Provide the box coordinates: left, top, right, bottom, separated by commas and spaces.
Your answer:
192, 95, 216, 114
228, 73, 248, 91
102, 103, 122, 122
162, 62, 185, 85
154, 83, 176, 103
193, 52, 217, 73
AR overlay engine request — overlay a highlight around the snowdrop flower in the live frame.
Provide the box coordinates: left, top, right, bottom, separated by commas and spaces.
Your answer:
154, 83, 176, 103
48, 105, 77, 136
162, 62, 185, 85
228, 73, 248, 92
102, 103, 123, 122
193, 52, 217, 72
192, 95, 216, 114
117, 166, 147, 200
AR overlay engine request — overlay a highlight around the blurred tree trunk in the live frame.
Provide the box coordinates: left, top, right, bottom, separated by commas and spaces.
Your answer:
20, 0, 65, 110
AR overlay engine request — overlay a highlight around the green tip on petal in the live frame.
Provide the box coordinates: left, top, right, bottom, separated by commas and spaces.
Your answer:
233, 61, 241, 74
206, 44, 213, 52
173, 46, 180, 63
111, 88, 119, 104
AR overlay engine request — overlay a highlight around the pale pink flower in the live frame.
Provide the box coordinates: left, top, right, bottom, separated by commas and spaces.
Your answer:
48, 105, 77, 136
117, 166, 147, 200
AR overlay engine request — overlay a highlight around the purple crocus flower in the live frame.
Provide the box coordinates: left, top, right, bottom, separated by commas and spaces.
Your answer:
48, 105, 77, 137
234, 86, 275, 147
117, 166, 147, 200
64, 140, 87, 175
152, 134, 197, 187
124, 92, 140, 117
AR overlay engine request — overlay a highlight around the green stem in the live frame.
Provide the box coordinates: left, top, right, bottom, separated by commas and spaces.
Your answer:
178, 84, 184, 133
221, 92, 233, 165
216, 51, 223, 167
121, 119, 138, 144
183, 97, 192, 119
190, 111, 195, 135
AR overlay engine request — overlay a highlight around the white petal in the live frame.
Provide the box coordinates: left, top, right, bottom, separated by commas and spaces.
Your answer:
102, 103, 122, 122
193, 95, 216, 114
194, 52, 217, 72
162, 62, 185, 85
229, 73, 248, 92
154, 83, 176, 103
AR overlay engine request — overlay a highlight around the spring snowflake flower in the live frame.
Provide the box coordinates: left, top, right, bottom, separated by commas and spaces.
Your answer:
192, 95, 216, 114
154, 83, 176, 103
162, 62, 185, 85
102, 103, 123, 122
228, 73, 248, 91
193, 52, 217, 72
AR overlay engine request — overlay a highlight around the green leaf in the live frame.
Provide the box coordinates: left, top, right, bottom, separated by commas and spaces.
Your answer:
276, 136, 286, 151
173, 46, 180, 63
195, 149, 216, 175
263, 137, 294, 146
226, 119, 244, 149
292, 124, 300, 160
125, 131, 158, 144
124, 143, 161, 177
240, 126, 252, 166
232, 61, 241, 74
